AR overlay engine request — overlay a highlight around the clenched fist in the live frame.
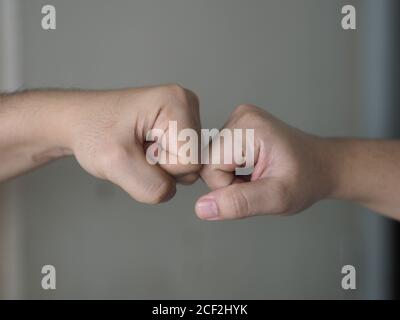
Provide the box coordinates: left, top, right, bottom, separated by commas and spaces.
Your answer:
1, 89, 400, 220
0, 85, 201, 204
196, 104, 336, 220
196, 104, 400, 221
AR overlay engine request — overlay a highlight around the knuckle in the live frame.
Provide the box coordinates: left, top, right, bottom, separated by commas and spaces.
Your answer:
153, 85, 200, 130
227, 187, 250, 219
165, 83, 187, 100
144, 180, 175, 204
177, 173, 199, 185
159, 84, 198, 111
179, 173, 200, 186
184, 89, 200, 110
233, 104, 257, 116
180, 163, 202, 177
230, 104, 260, 126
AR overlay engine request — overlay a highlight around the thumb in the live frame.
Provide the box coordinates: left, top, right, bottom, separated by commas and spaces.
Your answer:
195, 178, 291, 220
103, 144, 176, 204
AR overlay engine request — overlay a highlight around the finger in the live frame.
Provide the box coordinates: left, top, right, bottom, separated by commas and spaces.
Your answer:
200, 164, 235, 189
195, 178, 291, 220
146, 141, 201, 181
155, 86, 202, 177
105, 144, 176, 204
200, 128, 256, 190
175, 172, 199, 185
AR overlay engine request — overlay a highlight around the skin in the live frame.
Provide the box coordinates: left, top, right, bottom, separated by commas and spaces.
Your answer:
196, 104, 400, 221
0, 85, 201, 204
1, 90, 399, 220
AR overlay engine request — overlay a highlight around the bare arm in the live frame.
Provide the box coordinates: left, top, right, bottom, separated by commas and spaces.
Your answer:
0, 91, 74, 181
325, 138, 400, 219
197, 105, 400, 221
0, 86, 201, 203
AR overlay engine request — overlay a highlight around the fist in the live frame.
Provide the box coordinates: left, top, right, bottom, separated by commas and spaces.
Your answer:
66, 85, 201, 204
196, 104, 334, 220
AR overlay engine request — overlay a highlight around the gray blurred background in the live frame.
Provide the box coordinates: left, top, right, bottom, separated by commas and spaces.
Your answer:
0, 0, 397, 299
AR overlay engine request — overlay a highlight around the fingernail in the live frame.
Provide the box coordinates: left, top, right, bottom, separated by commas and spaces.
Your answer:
196, 198, 219, 220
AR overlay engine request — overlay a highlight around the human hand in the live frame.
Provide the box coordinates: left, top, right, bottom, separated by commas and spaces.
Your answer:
62, 85, 201, 203
196, 104, 335, 220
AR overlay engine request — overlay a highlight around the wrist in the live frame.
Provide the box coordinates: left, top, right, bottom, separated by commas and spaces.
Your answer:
6, 91, 74, 163
315, 137, 352, 201
24, 89, 138, 160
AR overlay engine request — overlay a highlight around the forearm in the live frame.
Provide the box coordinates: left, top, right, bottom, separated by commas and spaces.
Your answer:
0, 90, 78, 181
323, 138, 400, 219
0, 86, 200, 206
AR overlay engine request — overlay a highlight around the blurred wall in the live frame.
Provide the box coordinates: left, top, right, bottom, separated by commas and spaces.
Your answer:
4, 0, 374, 298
